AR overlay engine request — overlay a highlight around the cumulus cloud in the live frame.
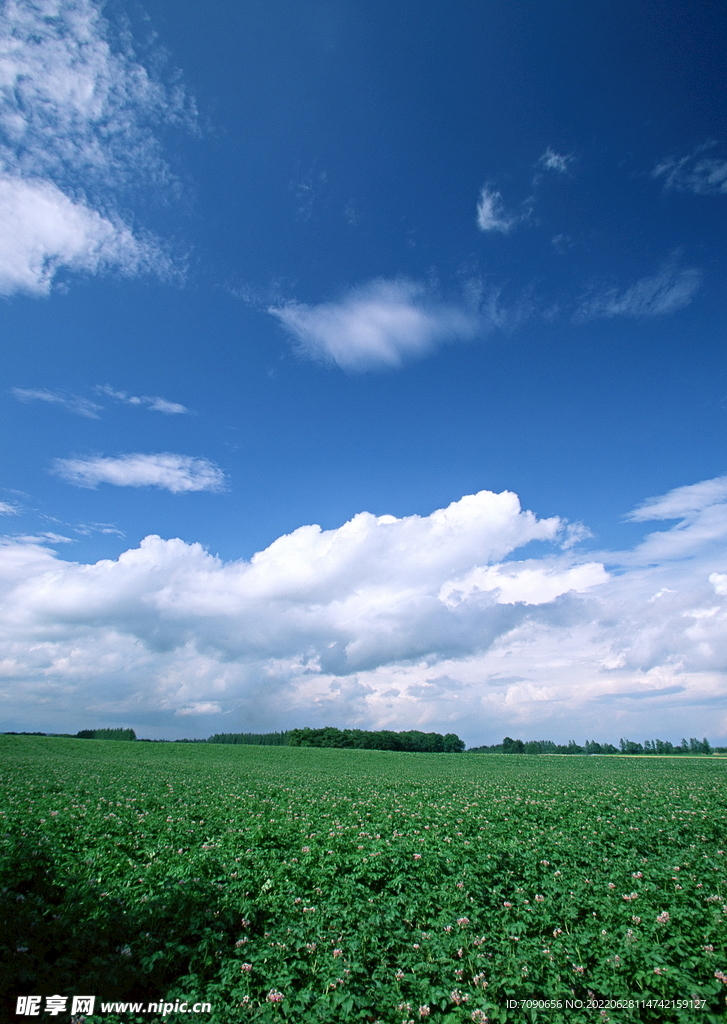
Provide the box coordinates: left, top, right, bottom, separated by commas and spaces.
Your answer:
12, 386, 102, 417
52, 453, 225, 492
0, 0, 192, 295
268, 278, 483, 370
652, 144, 727, 195
3, 478, 727, 742
475, 185, 518, 233
574, 262, 701, 322
95, 385, 188, 414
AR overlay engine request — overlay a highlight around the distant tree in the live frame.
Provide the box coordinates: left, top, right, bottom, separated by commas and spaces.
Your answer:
76, 728, 136, 741
502, 737, 525, 753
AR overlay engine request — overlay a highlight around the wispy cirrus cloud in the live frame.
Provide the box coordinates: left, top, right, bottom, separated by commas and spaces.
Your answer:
652, 143, 727, 195
95, 386, 188, 414
0, 0, 194, 296
574, 262, 702, 322
12, 386, 102, 418
269, 278, 487, 371
0, 501, 20, 515
12, 384, 188, 416
538, 148, 573, 174
627, 476, 727, 522
475, 184, 520, 233
52, 453, 225, 493
270, 259, 700, 373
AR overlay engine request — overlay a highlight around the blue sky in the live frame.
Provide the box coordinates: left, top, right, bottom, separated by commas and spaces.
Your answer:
3, 0, 727, 744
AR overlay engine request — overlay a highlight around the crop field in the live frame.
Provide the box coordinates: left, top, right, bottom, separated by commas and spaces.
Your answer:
0, 737, 725, 1024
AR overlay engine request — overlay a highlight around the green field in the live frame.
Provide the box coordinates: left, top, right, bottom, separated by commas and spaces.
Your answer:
1, 737, 725, 1023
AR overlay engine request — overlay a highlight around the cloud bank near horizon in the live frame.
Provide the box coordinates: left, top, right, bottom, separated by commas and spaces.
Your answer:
2, 478, 727, 743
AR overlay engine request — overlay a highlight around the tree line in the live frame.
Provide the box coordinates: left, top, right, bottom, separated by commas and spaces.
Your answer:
467, 736, 715, 755
286, 727, 465, 752
207, 731, 289, 746
4, 730, 722, 754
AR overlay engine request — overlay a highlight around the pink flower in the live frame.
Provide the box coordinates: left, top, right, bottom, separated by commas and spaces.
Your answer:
503, 901, 513, 908
607, 882, 616, 889
535, 894, 544, 902
714, 971, 727, 984
418, 1007, 430, 1017
333, 948, 343, 957
656, 911, 670, 924
301, 846, 310, 853
457, 917, 470, 926
395, 969, 405, 980
266, 989, 284, 1003
553, 928, 563, 937
471, 1011, 489, 1024
450, 990, 468, 1005
413, 853, 422, 860
240, 963, 253, 972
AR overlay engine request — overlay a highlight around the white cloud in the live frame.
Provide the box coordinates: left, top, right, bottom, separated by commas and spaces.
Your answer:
439, 560, 608, 607
652, 144, 727, 195
0, 0, 192, 295
3, 479, 727, 743
52, 453, 225, 493
12, 385, 102, 417
476, 185, 518, 233
539, 148, 572, 174
0, 175, 166, 295
0, 501, 19, 515
95, 385, 188, 414
269, 278, 483, 370
627, 476, 727, 522
575, 262, 701, 321
175, 702, 222, 716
